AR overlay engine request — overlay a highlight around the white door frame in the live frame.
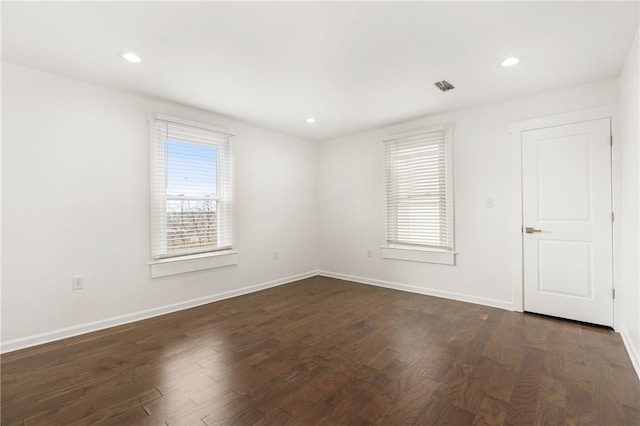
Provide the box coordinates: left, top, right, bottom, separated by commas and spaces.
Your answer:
508, 105, 618, 326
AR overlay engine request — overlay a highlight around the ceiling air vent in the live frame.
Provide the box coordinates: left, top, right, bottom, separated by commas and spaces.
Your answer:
434, 80, 455, 92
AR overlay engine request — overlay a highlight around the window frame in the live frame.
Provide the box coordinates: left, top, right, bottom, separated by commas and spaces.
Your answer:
148, 114, 237, 277
381, 125, 456, 265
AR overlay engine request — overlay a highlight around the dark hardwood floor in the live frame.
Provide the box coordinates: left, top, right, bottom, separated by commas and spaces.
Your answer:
2, 276, 639, 425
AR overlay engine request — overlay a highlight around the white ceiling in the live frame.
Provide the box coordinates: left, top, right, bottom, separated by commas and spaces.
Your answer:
2, 2, 638, 142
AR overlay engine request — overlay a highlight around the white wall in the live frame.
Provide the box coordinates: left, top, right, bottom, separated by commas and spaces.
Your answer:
1, 62, 318, 349
2, 54, 635, 364
317, 79, 619, 309
619, 28, 640, 375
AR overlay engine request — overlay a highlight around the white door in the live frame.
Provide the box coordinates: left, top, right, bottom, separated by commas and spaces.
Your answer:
522, 118, 613, 326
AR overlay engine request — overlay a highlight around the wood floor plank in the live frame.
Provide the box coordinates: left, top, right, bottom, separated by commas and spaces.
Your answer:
252, 407, 295, 426
565, 377, 597, 426
473, 395, 507, 426
504, 348, 545, 425
535, 398, 566, 426
623, 404, 640, 425
538, 374, 565, 408
484, 364, 516, 402
378, 376, 439, 425
2, 276, 638, 425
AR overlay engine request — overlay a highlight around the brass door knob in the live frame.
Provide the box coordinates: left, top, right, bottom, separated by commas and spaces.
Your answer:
525, 227, 542, 233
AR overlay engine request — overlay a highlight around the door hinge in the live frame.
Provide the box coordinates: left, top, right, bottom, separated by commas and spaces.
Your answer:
613, 288, 616, 299
612, 212, 615, 222
610, 135, 613, 146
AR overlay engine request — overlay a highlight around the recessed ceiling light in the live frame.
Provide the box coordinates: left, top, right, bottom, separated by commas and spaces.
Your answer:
501, 57, 520, 67
120, 51, 142, 63
306, 117, 316, 124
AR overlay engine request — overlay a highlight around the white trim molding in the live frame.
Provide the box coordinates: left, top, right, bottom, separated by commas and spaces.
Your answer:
381, 246, 456, 265
150, 250, 239, 278
1, 270, 318, 354
508, 105, 617, 314
318, 270, 514, 311
508, 105, 617, 134
620, 327, 640, 381
152, 113, 234, 136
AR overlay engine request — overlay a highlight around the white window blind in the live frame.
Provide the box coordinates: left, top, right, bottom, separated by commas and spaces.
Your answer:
151, 116, 233, 259
384, 126, 454, 251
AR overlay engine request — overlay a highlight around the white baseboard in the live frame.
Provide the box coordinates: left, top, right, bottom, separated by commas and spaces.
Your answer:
318, 270, 515, 311
1, 270, 319, 354
620, 327, 640, 381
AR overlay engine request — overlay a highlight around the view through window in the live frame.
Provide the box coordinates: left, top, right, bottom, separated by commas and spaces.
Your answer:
151, 117, 233, 259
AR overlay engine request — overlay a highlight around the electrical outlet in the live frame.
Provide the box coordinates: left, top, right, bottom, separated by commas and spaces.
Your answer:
72, 275, 84, 290
366, 249, 372, 258
485, 196, 494, 208
273, 251, 279, 260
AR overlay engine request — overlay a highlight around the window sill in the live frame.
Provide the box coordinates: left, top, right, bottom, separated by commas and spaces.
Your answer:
149, 250, 239, 278
381, 245, 456, 265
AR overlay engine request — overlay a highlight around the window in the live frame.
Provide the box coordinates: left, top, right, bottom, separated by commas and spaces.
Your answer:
150, 115, 234, 261
382, 125, 455, 265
